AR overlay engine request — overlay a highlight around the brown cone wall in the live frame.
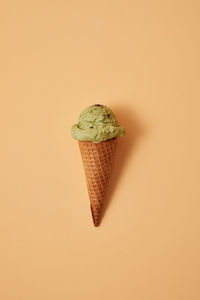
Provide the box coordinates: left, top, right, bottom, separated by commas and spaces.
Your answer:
78, 139, 118, 226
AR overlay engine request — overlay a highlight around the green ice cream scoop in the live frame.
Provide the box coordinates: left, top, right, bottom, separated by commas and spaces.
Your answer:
71, 104, 125, 143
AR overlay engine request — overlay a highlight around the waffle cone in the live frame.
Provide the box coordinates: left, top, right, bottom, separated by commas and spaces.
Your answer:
78, 138, 118, 226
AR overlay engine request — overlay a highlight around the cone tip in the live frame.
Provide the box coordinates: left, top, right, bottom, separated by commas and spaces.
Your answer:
93, 221, 100, 227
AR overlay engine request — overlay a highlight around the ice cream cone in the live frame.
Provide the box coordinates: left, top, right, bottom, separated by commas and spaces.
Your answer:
71, 104, 125, 226
79, 138, 118, 226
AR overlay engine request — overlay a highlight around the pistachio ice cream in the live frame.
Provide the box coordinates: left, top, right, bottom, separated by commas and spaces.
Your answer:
71, 104, 125, 143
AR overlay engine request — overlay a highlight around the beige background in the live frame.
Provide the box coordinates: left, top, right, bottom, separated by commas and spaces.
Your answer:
0, 0, 200, 299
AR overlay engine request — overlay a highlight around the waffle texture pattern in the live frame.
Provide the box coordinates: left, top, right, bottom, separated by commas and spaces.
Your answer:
79, 139, 117, 226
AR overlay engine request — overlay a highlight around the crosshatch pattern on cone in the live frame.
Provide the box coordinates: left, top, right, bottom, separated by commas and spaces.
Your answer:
78, 139, 118, 226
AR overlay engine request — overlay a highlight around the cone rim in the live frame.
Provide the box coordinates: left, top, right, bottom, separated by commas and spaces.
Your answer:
78, 137, 117, 144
